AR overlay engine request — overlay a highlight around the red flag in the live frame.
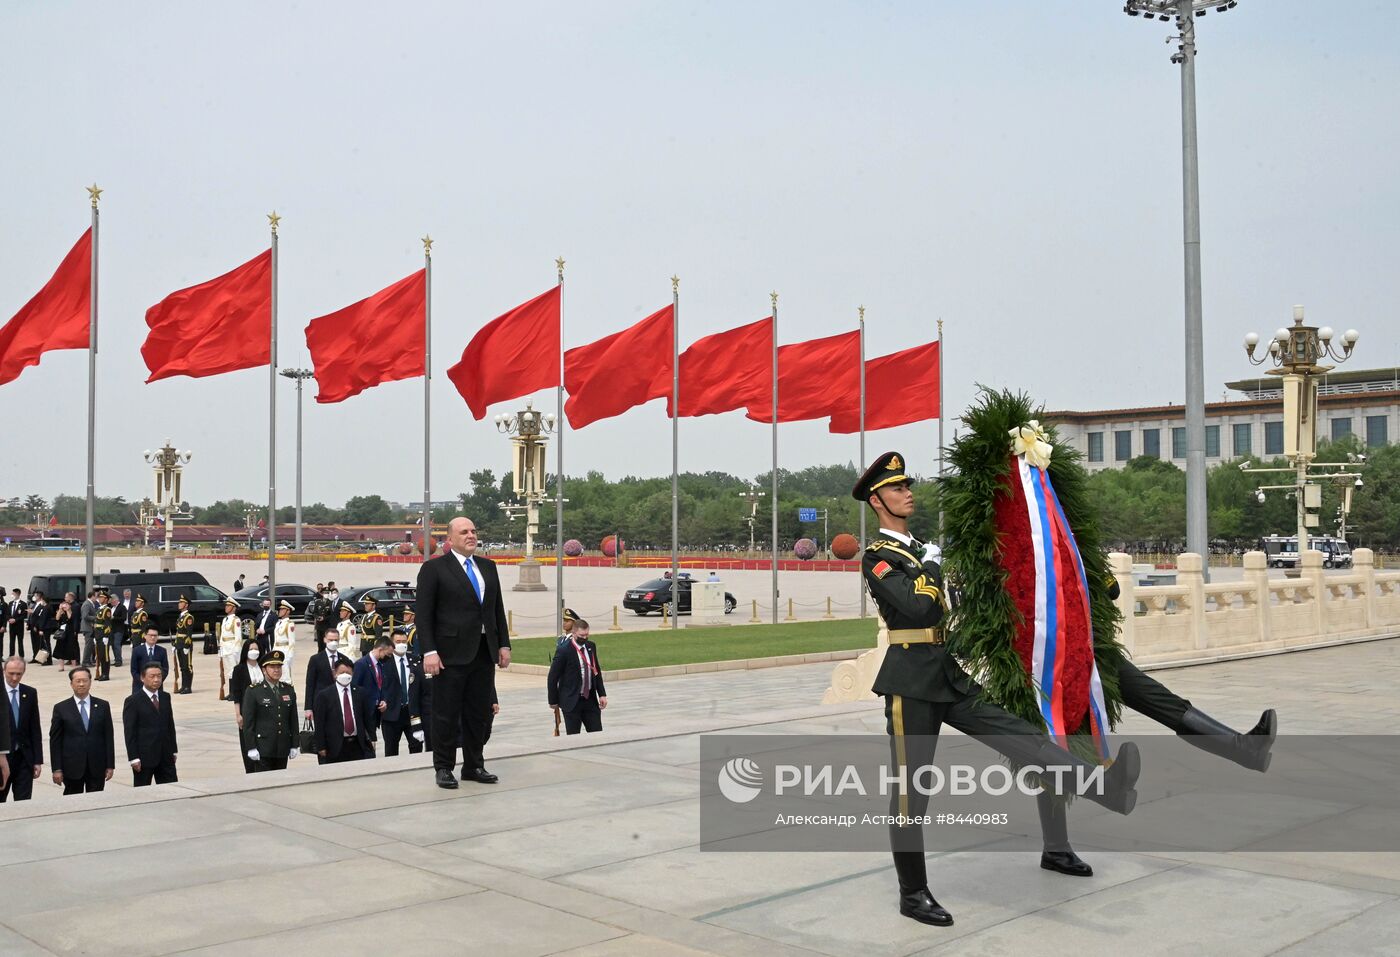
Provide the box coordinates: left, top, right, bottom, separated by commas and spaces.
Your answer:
0, 229, 91, 387
563, 305, 673, 428
667, 317, 773, 418
745, 330, 860, 423
142, 250, 271, 383
447, 285, 560, 420
828, 341, 940, 433
48, 514, 59, 527
306, 270, 426, 404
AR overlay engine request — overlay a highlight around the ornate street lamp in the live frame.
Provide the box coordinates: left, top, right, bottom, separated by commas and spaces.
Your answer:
143, 441, 192, 570
495, 402, 559, 592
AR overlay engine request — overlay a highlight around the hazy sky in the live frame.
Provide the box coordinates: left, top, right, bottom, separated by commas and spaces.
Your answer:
2, 1, 1396, 508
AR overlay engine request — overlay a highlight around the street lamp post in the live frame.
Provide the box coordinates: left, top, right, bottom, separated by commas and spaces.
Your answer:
137, 498, 154, 551
1123, 0, 1241, 576
1241, 306, 1362, 555
279, 368, 314, 551
495, 402, 559, 592
143, 441, 192, 571
738, 487, 765, 556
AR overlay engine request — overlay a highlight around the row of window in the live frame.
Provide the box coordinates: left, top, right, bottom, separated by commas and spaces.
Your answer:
1085, 415, 1390, 463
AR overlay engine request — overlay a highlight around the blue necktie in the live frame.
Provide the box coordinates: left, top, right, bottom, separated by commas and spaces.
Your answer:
464, 558, 483, 602
80, 699, 89, 731
9, 688, 18, 730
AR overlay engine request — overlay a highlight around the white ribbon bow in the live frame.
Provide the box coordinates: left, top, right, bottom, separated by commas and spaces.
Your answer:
1009, 420, 1053, 470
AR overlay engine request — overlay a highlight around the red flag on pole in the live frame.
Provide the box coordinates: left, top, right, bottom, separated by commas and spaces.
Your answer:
0, 229, 92, 387
447, 285, 560, 420
563, 305, 673, 428
48, 514, 59, 527
828, 341, 940, 433
305, 270, 426, 403
745, 330, 860, 423
665, 317, 773, 418
142, 250, 272, 383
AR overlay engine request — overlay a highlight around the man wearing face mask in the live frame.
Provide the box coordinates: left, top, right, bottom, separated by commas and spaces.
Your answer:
304, 631, 353, 724
352, 637, 397, 743
253, 599, 275, 656
313, 660, 374, 764
380, 634, 425, 756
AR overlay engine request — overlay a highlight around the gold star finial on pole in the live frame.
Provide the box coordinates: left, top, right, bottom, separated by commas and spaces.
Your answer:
422, 235, 434, 256
671, 274, 679, 294
86, 183, 103, 208
267, 210, 281, 233
770, 290, 778, 308
937, 318, 943, 336
858, 305, 866, 324
555, 256, 566, 281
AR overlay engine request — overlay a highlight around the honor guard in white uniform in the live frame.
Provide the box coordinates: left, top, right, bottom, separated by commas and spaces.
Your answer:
272, 599, 296, 677
219, 597, 244, 700
335, 602, 360, 660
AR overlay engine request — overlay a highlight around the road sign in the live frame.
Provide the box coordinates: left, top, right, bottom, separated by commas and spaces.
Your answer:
797, 508, 818, 522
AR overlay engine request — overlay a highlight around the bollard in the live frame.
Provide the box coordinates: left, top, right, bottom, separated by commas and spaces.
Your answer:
658, 603, 670, 630
508, 610, 518, 637
823, 596, 834, 620
609, 605, 623, 632
785, 597, 796, 622
749, 599, 760, 623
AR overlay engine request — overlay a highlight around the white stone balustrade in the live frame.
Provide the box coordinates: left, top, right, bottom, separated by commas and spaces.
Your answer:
825, 548, 1400, 702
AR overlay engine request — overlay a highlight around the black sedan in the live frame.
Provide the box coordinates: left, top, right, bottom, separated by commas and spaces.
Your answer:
336, 582, 417, 629
623, 574, 736, 616
231, 583, 319, 622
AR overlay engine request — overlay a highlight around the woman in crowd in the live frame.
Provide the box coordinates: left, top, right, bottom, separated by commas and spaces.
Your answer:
226, 638, 264, 773
51, 598, 79, 671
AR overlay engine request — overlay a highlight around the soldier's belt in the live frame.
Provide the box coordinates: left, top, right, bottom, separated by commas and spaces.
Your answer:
888, 627, 945, 646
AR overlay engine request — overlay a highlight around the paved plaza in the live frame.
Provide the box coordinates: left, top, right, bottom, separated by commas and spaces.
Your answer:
2, 629, 1399, 955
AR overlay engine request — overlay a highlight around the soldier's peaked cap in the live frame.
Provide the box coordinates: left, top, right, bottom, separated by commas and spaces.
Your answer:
852, 451, 914, 501
261, 649, 286, 666
361, 594, 377, 604
278, 599, 294, 610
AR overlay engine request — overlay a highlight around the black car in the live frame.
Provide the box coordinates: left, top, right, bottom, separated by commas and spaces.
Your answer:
230, 583, 319, 622
336, 582, 417, 629
623, 574, 736, 616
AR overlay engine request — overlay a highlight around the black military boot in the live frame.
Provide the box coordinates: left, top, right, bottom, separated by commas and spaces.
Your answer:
1178, 707, 1276, 772
899, 887, 954, 926
1032, 740, 1139, 815
1037, 792, 1093, 877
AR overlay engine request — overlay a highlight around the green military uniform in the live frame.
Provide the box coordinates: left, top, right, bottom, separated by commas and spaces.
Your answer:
240, 650, 299, 772
854, 451, 1140, 926
359, 600, 382, 657
94, 596, 113, 681
174, 606, 195, 694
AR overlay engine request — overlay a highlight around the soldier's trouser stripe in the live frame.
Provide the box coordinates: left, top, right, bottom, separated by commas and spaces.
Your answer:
892, 694, 908, 820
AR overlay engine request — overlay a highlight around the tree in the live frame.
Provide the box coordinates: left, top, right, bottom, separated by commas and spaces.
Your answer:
342, 495, 391, 525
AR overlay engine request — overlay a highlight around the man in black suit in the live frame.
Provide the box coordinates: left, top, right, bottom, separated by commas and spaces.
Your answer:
416, 516, 510, 789
123, 661, 178, 786
312, 660, 375, 764
111, 589, 130, 667
28, 593, 53, 664
7, 589, 28, 659
547, 619, 609, 735
2, 655, 39, 800
382, 636, 425, 756
253, 598, 276, 655
129, 626, 171, 696
49, 667, 115, 794
303, 636, 353, 723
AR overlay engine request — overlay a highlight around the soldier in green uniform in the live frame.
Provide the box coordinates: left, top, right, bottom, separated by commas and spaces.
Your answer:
853, 452, 1142, 928
240, 649, 300, 772
358, 595, 382, 658
93, 590, 114, 681
172, 595, 195, 695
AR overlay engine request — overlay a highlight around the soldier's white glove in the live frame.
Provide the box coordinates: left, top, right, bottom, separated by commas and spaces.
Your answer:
288, 748, 300, 760
921, 541, 941, 564
246, 749, 260, 761
412, 730, 424, 743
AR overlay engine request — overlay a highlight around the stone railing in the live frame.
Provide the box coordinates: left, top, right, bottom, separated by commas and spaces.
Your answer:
823, 547, 1400, 703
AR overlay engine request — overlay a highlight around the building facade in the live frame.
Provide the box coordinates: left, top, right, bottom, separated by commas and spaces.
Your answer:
1046, 366, 1400, 472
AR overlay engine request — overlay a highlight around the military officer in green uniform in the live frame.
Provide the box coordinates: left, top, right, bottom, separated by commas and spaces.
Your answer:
93, 589, 114, 681
172, 595, 195, 695
240, 649, 299, 772
854, 451, 1142, 928
358, 594, 382, 658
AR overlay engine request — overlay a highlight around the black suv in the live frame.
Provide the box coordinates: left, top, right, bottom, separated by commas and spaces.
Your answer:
97, 572, 230, 636
336, 582, 417, 629
623, 573, 736, 616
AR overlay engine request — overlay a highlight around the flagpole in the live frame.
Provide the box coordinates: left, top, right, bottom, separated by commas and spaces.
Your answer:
670, 275, 680, 631
84, 184, 101, 587
422, 236, 433, 557
555, 256, 565, 635
267, 211, 280, 604
858, 305, 866, 618
770, 290, 779, 625
937, 318, 945, 551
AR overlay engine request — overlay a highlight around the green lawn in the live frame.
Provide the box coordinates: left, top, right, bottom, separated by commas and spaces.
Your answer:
510, 618, 878, 670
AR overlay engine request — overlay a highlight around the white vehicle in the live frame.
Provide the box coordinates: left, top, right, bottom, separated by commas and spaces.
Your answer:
1259, 535, 1352, 569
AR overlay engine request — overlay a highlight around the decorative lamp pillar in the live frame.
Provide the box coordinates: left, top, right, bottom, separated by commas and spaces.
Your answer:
495, 402, 558, 592
143, 441, 192, 571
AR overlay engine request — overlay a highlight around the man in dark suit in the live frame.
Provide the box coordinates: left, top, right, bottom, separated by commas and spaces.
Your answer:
49, 666, 115, 794
253, 599, 276, 655
7, 589, 28, 659
313, 660, 375, 764
123, 662, 178, 786
547, 619, 608, 735
303, 637, 353, 723
28, 593, 54, 664
111, 589, 130, 667
129, 626, 170, 697
416, 516, 511, 789
352, 638, 396, 740
382, 636, 425, 756
2, 656, 40, 800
